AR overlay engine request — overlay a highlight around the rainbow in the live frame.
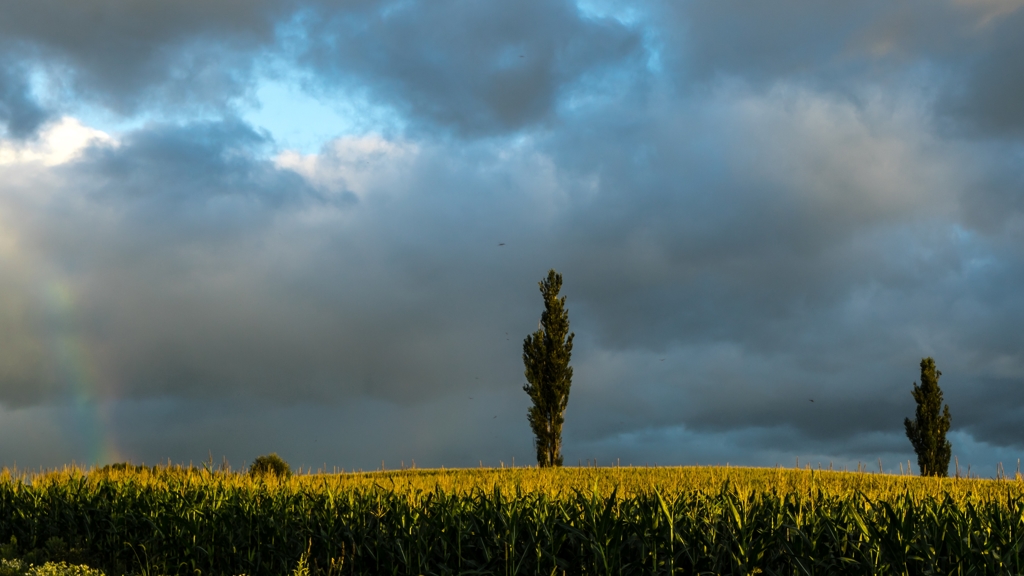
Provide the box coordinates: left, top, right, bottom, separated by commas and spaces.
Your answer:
42, 282, 121, 467
0, 213, 120, 467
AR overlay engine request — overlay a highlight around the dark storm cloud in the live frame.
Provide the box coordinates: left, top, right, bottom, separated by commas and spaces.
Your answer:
1, 0, 1024, 471
76, 119, 314, 210
656, 0, 887, 83
941, 8, 1024, 137
651, 0, 1024, 138
0, 61, 51, 137
0, 269, 47, 407
2, 0, 1021, 139
0, 0, 293, 114
0, 119, 572, 407
296, 0, 644, 136
531, 81, 1024, 455
545, 86, 967, 348
0, 0, 642, 134
5, 81, 1020, 466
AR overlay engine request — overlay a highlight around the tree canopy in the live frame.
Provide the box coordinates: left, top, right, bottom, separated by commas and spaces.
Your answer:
904, 357, 952, 477
523, 269, 574, 468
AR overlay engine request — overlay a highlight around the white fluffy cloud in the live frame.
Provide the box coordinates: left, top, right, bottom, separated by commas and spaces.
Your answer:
0, 117, 114, 166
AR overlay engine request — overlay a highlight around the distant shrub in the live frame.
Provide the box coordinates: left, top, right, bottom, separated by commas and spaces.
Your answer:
96, 462, 151, 474
249, 453, 291, 478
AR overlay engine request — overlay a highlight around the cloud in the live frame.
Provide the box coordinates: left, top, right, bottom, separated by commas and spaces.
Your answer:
938, 8, 1024, 137
0, 0, 643, 135
3, 75, 1022, 468
1, 1, 1023, 472
0, 117, 569, 407
294, 0, 644, 136
648, 0, 1024, 139
0, 0, 292, 115
544, 84, 968, 351
0, 117, 113, 165
5, 0, 1021, 142
953, 0, 1024, 28
0, 61, 51, 138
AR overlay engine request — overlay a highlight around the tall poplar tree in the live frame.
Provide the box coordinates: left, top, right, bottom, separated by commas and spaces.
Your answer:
523, 269, 574, 468
904, 357, 953, 477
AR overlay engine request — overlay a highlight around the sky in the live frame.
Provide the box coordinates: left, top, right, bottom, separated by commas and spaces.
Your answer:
1, 0, 1023, 476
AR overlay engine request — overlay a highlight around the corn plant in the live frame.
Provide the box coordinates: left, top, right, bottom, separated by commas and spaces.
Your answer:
0, 466, 1021, 574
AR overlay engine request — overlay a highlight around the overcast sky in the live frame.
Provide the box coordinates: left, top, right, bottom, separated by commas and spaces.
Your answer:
1, 0, 1023, 475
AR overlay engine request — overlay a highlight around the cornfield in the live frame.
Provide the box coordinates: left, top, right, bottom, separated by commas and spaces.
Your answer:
1, 464, 1023, 575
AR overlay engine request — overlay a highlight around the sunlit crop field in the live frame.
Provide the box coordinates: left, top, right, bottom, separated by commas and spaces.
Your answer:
2, 465, 1023, 575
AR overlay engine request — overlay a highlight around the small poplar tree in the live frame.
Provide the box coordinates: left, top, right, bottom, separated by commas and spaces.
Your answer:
904, 357, 952, 477
523, 269, 574, 468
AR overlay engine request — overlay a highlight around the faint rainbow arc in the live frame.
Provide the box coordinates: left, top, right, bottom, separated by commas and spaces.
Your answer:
0, 212, 120, 467
41, 281, 121, 467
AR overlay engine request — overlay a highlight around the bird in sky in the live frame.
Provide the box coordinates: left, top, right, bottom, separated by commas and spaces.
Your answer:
498, 243, 505, 246
809, 399, 814, 403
